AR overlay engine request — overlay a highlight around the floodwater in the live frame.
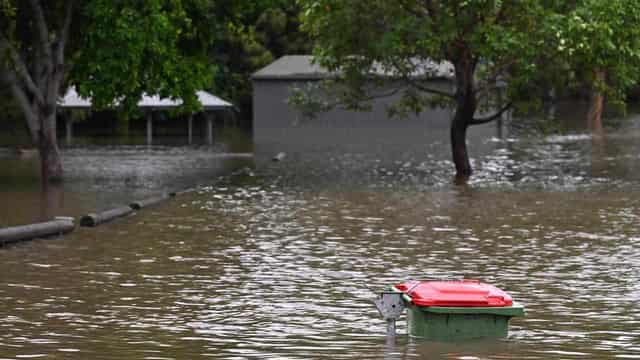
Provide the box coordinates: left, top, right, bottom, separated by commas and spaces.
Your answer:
2, 116, 640, 359
0, 130, 253, 227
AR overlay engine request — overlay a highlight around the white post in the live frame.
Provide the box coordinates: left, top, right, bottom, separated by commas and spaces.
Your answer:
206, 113, 213, 145
188, 114, 193, 145
547, 88, 557, 120
146, 111, 153, 146
65, 114, 73, 146
496, 85, 505, 139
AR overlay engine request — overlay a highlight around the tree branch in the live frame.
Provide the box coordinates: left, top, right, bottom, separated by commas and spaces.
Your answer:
398, 0, 430, 18
424, 0, 438, 18
388, 58, 456, 99
333, 83, 404, 110
470, 102, 512, 125
475, 59, 517, 95
0, 71, 40, 138
360, 86, 403, 102
51, 0, 75, 89
406, 77, 456, 99
28, 0, 52, 59
0, 33, 45, 106
494, 1, 510, 25
56, 0, 74, 67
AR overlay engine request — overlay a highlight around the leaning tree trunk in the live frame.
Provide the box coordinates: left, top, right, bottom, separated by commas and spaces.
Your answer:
0, 0, 73, 183
450, 56, 478, 180
587, 70, 606, 137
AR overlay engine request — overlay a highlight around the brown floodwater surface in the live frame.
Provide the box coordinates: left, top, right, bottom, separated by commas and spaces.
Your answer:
1, 118, 640, 359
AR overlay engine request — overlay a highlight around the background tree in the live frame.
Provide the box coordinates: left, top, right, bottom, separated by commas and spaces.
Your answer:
0, 0, 213, 182
554, 0, 640, 136
299, 0, 571, 180
207, 0, 311, 125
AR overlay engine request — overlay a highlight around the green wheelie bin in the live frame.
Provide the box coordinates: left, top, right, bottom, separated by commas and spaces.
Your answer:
381, 279, 524, 340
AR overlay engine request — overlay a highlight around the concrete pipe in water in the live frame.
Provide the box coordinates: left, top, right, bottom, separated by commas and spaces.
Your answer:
130, 194, 170, 210
80, 206, 134, 227
0, 217, 75, 245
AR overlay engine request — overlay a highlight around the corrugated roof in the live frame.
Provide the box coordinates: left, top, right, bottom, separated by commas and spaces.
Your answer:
58, 87, 232, 110
136, 91, 233, 110
252, 55, 454, 81
58, 87, 92, 108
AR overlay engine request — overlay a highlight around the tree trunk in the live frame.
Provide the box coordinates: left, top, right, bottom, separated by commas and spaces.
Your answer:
587, 70, 605, 137
450, 55, 477, 181
451, 108, 471, 179
38, 110, 63, 182
0, 0, 74, 183
39, 180, 64, 222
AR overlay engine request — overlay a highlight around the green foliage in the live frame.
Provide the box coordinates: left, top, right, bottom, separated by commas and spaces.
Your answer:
0, 0, 14, 17
298, 0, 561, 118
207, 0, 311, 121
1, 0, 308, 126
0, 1, 16, 60
287, 82, 337, 121
553, 0, 640, 106
299, 0, 640, 124
71, 0, 213, 115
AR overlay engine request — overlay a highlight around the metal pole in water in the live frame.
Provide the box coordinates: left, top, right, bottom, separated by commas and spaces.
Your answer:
386, 318, 396, 338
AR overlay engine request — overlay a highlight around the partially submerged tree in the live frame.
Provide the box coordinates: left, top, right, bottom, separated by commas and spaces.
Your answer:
0, 0, 212, 182
555, 0, 640, 136
298, 1, 566, 180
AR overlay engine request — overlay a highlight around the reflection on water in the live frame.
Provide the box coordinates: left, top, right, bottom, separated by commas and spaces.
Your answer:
1, 117, 640, 358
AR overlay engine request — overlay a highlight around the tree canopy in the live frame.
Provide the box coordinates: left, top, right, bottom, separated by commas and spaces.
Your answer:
0, 0, 216, 181
206, 0, 310, 122
72, 0, 214, 113
299, 0, 561, 179
553, 0, 640, 132
298, 0, 640, 179
556, 0, 640, 99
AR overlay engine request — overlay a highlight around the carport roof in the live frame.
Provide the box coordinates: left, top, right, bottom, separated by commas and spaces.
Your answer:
58, 87, 233, 110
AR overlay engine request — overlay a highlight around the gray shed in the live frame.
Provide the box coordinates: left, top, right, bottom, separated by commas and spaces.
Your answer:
251, 55, 482, 159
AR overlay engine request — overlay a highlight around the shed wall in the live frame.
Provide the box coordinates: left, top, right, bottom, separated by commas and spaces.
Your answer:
253, 79, 497, 158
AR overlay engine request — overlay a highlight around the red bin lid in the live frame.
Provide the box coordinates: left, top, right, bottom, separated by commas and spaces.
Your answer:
394, 280, 513, 307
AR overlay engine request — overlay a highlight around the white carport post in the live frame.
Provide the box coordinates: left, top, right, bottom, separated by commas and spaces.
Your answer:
64, 113, 73, 146
206, 113, 214, 145
146, 111, 153, 146
188, 114, 194, 145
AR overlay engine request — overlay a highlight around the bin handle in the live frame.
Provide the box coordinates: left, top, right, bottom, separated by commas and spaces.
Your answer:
405, 281, 421, 297
404, 277, 466, 297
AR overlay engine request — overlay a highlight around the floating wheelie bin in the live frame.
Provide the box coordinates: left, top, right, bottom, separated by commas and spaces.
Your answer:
375, 279, 524, 340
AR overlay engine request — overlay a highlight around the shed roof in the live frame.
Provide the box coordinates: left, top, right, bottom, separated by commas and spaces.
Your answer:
252, 55, 454, 81
252, 55, 328, 80
58, 87, 233, 110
